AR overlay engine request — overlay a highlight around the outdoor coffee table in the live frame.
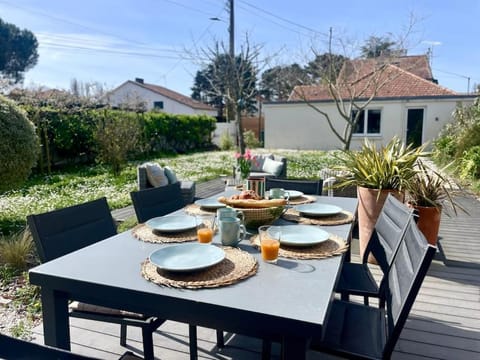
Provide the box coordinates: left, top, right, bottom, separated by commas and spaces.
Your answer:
29, 195, 357, 360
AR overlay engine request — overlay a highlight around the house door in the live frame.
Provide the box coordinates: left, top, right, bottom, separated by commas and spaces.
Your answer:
406, 108, 424, 147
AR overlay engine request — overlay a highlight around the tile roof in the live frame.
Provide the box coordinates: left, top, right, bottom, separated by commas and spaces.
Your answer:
289, 55, 457, 102
127, 80, 214, 111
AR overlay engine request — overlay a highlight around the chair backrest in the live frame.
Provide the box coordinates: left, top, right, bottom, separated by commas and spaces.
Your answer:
27, 197, 117, 263
130, 182, 184, 223
0, 333, 99, 359
383, 218, 436, 357
265, 178, 323, 195
363, 193, 414, 274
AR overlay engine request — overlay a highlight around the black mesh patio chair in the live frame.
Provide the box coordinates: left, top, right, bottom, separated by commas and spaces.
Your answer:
130, 185, 224, 357
130, 182, 185, 223
27, 197, 164, 360
335, 193, 413, 305
0, 333, 142, 360
310, 218, 436, 359
265, 178, 323, 195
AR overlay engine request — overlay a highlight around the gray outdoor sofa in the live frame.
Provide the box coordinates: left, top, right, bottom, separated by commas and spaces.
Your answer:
137, 164, 196, 204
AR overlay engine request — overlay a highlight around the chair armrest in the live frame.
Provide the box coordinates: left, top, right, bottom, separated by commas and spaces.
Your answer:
273, 155, 287, 178
137, 166, 150, 190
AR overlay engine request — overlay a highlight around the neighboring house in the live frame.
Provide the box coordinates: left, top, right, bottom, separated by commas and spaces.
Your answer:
106, 78, 217, 116
263, 55, 476, 150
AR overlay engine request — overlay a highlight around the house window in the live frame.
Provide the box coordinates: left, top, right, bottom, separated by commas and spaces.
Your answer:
153, 101, 164, 109
352, 109, 381, 135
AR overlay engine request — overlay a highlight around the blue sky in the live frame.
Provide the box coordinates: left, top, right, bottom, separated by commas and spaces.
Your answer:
1, 0, 479, 96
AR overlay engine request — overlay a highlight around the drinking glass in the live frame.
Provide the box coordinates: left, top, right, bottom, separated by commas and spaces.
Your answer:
196, 214, 214, 244
258, 225, 281, 263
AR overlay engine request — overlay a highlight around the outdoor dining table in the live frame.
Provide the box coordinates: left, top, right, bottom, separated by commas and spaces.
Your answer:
29, 193, 358, 360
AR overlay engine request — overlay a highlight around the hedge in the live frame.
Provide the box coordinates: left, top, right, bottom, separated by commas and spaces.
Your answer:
20, 106, 217, 171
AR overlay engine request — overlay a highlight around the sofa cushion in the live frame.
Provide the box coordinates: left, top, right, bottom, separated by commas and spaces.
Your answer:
262, 157, 284, 177
69, 301, 145, 319
145, 163, 169, 187
249, 171, 277, 178
250, 154, 273, 172
164, 166, 178, 184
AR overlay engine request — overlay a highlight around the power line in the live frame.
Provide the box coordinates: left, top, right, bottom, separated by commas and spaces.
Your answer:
158, 0, 220, 18
38, 33, 185, 54
41, 42, 203, 61
237, 0, 329, 37
432, 67, 472, 80
235, 3, 312, 38
0, 0, 148, 47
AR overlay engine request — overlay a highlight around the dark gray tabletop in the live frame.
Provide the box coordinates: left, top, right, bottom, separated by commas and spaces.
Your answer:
29, 195, 357, 349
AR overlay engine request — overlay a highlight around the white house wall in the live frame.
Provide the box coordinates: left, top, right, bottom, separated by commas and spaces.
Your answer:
264, 98, 474, 150
108, 82, 217, 116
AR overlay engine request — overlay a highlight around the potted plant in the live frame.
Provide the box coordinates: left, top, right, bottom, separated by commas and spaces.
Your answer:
406, 159, 463, 245
333, 136, 428, 261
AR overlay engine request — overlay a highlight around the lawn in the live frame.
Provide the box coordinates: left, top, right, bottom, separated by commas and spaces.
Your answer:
0, 149, 336, 236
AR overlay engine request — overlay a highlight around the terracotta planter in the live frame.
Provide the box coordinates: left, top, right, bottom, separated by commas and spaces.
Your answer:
413, 205, 442, 246
357, 187, 404, 263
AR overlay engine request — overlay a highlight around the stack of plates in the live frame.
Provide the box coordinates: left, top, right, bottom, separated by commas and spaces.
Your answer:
146, 215, 196, 233
194, 198, 226, 210
294, 203, 342, 217
149, 243, 225, 272
268, 225, 329, 247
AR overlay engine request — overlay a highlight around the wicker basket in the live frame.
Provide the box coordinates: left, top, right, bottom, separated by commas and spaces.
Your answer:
234, 206, 285, 229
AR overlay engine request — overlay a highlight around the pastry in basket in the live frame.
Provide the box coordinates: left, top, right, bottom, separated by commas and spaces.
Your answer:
218, 190, 287, 208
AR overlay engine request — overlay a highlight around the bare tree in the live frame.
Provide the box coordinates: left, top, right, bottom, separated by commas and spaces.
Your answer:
292, 17, 422, 150
192, 37, 262, 154
70, 78, 109, 102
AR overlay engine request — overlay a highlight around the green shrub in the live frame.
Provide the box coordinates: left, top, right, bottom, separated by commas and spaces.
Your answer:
0, 96, 39, 192
459, 146, 480, 180
432, 134, 457, 165
243, 129, 261, 148
95, 110, 141, 175
219, 130, 234, 150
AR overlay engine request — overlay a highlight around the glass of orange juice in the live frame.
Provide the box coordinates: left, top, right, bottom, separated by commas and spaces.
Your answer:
196, 214, 214, 244
258, 225, 281, 263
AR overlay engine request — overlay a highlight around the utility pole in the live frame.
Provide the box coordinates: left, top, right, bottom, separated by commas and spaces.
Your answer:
229, 0, 234, 60
226, 0, 235, 125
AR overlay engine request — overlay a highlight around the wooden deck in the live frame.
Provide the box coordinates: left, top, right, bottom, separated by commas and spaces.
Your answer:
31, 181, 480, 359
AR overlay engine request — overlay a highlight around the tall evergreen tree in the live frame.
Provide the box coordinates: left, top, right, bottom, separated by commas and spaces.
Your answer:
0, 18, 39, 84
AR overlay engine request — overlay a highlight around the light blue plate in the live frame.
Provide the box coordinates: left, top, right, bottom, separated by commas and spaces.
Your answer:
149, 243, 225, 272
146, 215, 196, 233
295, 203, 342, 217
285, 190, 304, 199
268, 225, 329, 247
194, 198, 226, 210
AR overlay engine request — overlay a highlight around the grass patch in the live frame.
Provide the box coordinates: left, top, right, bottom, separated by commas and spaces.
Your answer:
0, 149, 336, 236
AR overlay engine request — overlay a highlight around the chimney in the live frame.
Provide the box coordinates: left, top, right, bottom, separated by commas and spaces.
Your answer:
135, 78, 144, 84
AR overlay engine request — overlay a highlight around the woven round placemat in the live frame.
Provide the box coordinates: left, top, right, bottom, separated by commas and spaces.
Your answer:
184, 204, 218, 216
287, 195, 316, 205
282, 208, 354, 226
250, 233, 348, 260
141, 246, 258, 289
132, 223, 198, 243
